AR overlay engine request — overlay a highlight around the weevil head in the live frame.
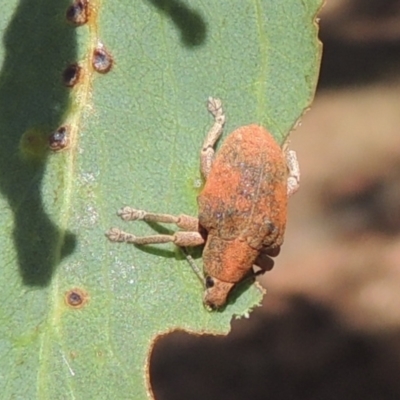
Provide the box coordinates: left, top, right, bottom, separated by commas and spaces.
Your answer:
203, 275, 235, 310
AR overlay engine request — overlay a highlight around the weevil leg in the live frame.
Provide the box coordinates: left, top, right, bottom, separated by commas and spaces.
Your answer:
106, 227, 205, 247
117, 206, 199, 231
200, 97, 226, 178
247, 253, 275, 283
285, 148, 300, 196
254, 251, 276, 273
252, 243, 280, 276
106, 206, 205, 247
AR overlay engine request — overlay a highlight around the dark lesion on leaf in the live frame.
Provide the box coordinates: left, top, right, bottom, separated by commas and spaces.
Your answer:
62, 63, 82, 87
66, 0, 90, 26
92, 44, 114, 74
65, 287, 89, 308
49, 125, 70, 151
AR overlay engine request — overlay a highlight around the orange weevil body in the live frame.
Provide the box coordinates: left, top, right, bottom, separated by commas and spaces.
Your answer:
107, 98, 300, 309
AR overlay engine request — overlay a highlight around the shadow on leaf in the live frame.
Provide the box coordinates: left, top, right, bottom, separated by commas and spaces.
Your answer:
0, 0, 77, 286
145, 0, 207, 47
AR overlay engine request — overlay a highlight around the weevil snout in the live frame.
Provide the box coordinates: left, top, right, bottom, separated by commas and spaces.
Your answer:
203, 275, 235, 310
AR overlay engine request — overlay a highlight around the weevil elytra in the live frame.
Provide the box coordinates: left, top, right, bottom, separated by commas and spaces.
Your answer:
107, 97, 300, 310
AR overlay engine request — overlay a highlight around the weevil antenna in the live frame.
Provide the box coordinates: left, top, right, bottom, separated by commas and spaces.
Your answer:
182, 247, 205, 286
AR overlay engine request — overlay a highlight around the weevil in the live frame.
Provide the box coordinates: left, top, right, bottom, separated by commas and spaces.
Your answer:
106, 97, 300, 309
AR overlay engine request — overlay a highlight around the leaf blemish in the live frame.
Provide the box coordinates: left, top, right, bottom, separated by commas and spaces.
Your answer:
63, 63, 82, 87
49, 126, 69, 151
65, 287, 89, 308
19, 128, 47, 161
92, 43, 113, 74
66, 0, 90, 26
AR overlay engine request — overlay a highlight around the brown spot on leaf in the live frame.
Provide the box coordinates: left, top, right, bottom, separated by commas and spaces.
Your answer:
92, 43, 113, 74
63, 63, 81, 87
49, 126, 69, 151
65, 288, 89, 308
66, 0, 89, 26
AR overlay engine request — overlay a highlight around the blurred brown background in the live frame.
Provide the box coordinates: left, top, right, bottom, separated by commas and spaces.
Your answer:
151, 1, 400, 398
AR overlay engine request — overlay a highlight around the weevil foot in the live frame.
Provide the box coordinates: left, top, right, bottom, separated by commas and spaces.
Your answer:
106, 227, 136, 243
118, 207, 146, 221
207, 97, 223, 119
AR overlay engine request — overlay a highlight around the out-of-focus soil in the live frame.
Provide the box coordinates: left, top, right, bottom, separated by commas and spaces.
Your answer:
150, 1, 400, 398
